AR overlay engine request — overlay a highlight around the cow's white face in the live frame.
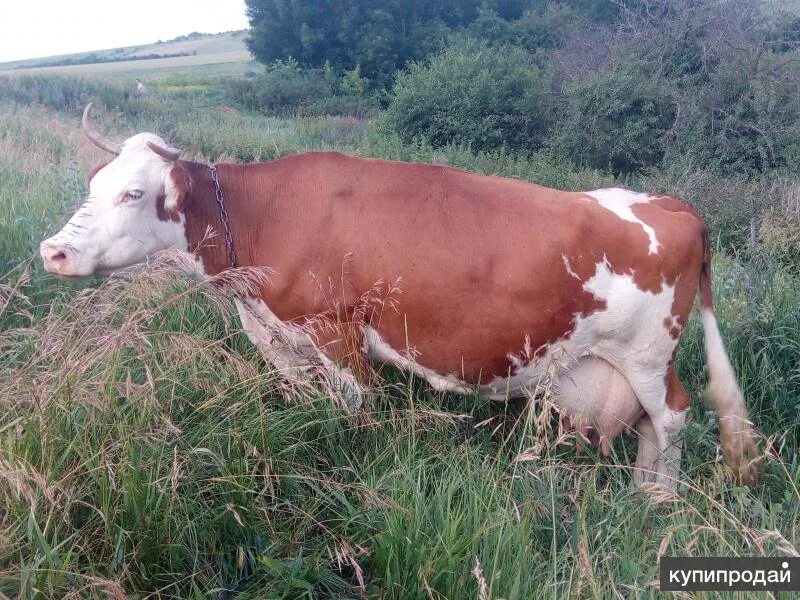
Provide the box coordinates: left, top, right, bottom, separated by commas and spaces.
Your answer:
40, 133, 189, 278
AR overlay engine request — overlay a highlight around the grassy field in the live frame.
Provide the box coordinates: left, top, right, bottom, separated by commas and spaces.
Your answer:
0, 74, 799, 599
0, 33, 254, 82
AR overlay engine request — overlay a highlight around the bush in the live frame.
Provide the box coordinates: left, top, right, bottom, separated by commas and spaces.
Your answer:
225, 59, 329, 114
759, 211, 800, 270
225, 60, 373, 117
384, 39, 551, 152
664, 55, 800, 176
552, 57, 674, 175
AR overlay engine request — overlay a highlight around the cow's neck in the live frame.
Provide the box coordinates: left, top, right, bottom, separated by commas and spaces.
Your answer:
181, 161, 264, 275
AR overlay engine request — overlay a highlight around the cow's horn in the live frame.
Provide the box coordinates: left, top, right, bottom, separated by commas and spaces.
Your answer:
146, 141, 181, 162
82, 103, 122, 155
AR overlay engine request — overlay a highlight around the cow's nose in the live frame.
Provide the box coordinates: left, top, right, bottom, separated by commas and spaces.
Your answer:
40, 243, 71, 273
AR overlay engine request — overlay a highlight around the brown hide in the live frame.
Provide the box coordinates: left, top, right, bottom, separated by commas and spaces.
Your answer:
174, 152, 706, 385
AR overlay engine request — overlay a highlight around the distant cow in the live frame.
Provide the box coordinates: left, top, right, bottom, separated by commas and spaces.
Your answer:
39, 104, 760, 490
134, 79, 150, 97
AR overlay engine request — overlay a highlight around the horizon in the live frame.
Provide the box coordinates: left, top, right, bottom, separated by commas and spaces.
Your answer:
0, 0, 249, 63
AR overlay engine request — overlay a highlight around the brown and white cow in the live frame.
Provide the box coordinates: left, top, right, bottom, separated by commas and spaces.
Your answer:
40, 104, 760, 490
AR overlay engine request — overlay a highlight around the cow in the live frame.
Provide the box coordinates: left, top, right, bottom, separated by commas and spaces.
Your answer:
39, 104, 760, 490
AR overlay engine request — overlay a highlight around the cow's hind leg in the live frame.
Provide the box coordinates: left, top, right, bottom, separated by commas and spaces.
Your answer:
627, 365, 689, 491
656, 368, 690, 489
631, 410, 686, 490
631, 415, 659, 487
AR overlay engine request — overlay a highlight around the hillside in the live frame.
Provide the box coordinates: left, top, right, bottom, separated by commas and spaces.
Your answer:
0, 31, 253, 78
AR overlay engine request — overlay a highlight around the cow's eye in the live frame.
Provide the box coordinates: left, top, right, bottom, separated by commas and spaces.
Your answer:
124, 190, 143, 201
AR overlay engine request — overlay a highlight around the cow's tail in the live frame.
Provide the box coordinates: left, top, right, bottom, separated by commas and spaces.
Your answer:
697, 227, 761, 485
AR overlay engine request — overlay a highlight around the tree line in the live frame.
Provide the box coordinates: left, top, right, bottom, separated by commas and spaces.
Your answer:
243, 0, 800, 176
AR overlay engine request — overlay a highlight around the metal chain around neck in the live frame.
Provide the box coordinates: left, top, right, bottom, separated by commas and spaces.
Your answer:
209, 165, 237, 268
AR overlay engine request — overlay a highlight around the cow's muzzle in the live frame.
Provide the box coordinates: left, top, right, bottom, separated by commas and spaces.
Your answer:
40, 242, 75, 276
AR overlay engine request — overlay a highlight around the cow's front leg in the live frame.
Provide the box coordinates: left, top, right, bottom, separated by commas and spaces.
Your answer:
234, 297, 318, 379
317, 355, 366, 412
307, 317, 372, 414
235, 297, 369, 413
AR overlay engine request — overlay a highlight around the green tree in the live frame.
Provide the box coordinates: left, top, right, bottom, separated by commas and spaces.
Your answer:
245, 0, 502, 87
553, 56, 674, 174
385, 39, 551, 151
552, 0, 800, 175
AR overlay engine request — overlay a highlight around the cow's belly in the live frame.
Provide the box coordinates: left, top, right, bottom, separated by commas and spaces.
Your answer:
238, 291, 647, 451
237, 258, 679, 429
363, 324, 575, 399
371, 258, 681, 398
363, 326, 473, 394
365, 327, 643, 453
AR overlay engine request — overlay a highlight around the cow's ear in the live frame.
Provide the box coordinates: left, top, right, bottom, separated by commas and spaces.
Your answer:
163, 163, 192, 214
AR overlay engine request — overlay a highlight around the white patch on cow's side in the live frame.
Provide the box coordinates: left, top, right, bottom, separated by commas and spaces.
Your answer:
362, 326, 472, 394
480, 257, 686, 487
585, 188, 661, 255
562, 254, 581, 280
40, 133, 189, 277
665, 314, 681, 334
485, 258, 679, 407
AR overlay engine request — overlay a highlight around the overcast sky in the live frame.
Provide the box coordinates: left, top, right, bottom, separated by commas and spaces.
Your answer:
0, 0, 250, 62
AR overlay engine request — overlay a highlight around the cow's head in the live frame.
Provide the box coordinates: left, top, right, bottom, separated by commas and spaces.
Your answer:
40, 104, 190, 278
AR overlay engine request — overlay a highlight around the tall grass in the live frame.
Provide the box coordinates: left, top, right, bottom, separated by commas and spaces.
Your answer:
1, 75, 799, 598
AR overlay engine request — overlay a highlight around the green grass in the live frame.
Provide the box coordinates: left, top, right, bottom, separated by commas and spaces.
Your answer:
1, 76, 799, 599
2, 53, 256, 82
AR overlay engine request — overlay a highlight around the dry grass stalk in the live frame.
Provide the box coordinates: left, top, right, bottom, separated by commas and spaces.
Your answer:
576, 534, 595, 597
471, 556, 490, 600
0, 264, 32, 320
328, 537, 368, 597
57, 574, 129, 600
300, 259, 403, 414
0, 455, 64, 512
513, 352, 576, 463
